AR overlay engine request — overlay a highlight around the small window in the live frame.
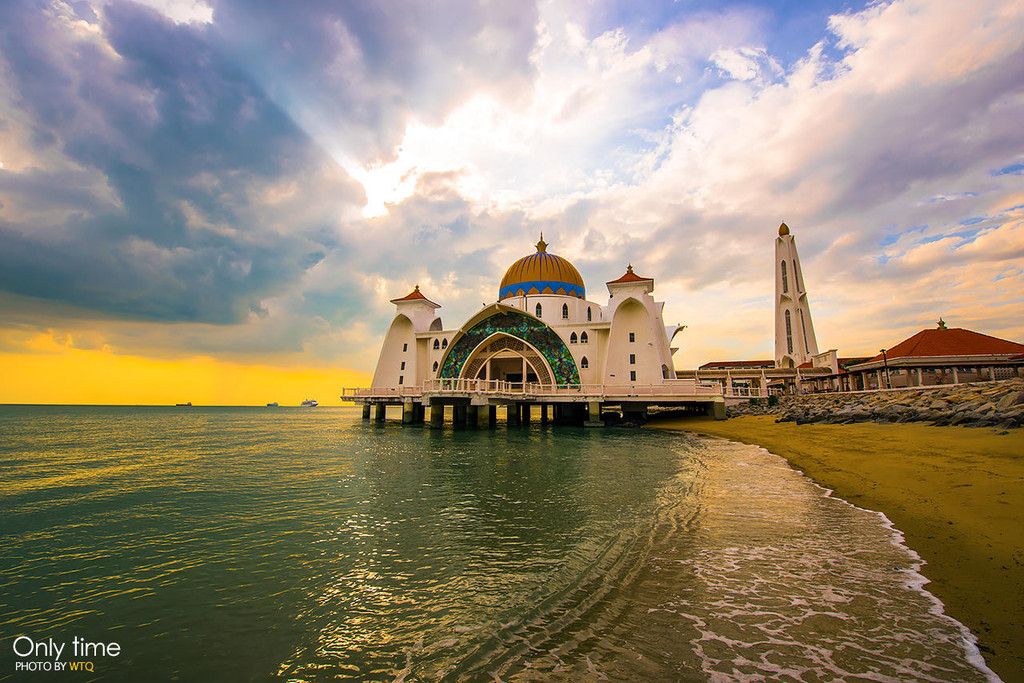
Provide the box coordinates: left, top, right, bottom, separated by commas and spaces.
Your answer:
433, 339, 440, 350
629, 370, 636, 382
587, 307, 592, 322
570, 332, 578, 344
402, 343, 408, 352
432, 361, 438, 372
580, 331, 588, 344
562, 303, 569, 319
400, 361, 406, 370
398, 375, 404, 385
441, 338, 448, 349
629, 354, 635, 365
785, 310, 793, 355
535, 303, 542, 317
629, 332, 635, 342
781, 260, 789, 293
580, 356, 589, 369
799, 309, 808, 354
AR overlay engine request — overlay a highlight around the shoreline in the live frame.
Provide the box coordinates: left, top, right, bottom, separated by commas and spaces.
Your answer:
647, 414, 1024, 682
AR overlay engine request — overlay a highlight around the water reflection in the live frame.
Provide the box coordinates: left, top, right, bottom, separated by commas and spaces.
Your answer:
0, 407, 996, 682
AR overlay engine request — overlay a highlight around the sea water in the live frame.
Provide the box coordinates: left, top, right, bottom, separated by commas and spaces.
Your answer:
0, 405, 998, 681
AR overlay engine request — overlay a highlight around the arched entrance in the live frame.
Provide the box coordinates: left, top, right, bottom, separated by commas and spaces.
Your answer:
438, 308, 580, 385
460, 333, 554, 385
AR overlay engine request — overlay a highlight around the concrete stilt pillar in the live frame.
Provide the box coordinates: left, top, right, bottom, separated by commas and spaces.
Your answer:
584, 401, 604, 427
521, 404, 531, 425
414, 403, 425, 423
488, 405, 497, 428
506, 404, 519, 426
554, 404, 563, 424
706, 399, 726, 420
374, 403, 386, 421
467, 405, 479, 428
476, 405, 490, 429
403, 401, 415, 424
540, 404, 549, 424
361, 404, 371, 419
430, 403, 444, 428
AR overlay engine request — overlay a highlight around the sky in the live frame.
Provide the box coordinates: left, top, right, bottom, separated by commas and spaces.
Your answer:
1, 0, 1022, 405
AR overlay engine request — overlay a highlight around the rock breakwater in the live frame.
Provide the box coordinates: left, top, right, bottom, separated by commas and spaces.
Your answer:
729, 378, 1024, 429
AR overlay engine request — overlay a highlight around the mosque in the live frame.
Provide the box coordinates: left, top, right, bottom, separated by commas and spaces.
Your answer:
344, 223, 1024, 424
344, 235, 725, 426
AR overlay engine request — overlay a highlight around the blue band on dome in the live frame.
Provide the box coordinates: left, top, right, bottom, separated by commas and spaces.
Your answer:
499, 281, 586, 300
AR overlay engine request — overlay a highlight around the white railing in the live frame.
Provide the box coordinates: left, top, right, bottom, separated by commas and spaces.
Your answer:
723, 386, 768, 398
341, 386, 423, 399
602, 381, 722, 397
422, 378, 601, 395
343, 379, 724, 400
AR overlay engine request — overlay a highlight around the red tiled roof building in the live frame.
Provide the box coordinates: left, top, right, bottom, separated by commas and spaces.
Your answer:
845, 319, 1024, 388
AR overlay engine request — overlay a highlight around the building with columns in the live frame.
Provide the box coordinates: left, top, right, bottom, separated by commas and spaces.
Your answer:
837, 319, 1024, 390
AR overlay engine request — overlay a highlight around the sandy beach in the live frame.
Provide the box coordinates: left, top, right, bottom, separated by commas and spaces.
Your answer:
648, 415, 1024, 682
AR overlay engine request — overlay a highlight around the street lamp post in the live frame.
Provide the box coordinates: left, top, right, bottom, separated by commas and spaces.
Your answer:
880, 348, 891, 390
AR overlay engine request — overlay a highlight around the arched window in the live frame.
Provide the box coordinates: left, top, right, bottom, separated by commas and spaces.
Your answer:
580, 331, 589, 344
785, 310, 793, 354
441, 338, 448, 349
562, 303, 569, 319
587, 307, 592, 321
433, 339, 440, 350
535, 303, 542, 317
793, 260, 801, 292
781, 261, 789, 293
570, 332, 578, 344
432, 361, 438, 372
580, 356, 589, 369
799, 309, 808, 354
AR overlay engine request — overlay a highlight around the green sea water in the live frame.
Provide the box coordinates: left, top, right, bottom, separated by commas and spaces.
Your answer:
0, 406, 998, 681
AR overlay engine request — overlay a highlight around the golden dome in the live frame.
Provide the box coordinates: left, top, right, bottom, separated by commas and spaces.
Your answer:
499, 236, 586, 300
779, 222, 790, 236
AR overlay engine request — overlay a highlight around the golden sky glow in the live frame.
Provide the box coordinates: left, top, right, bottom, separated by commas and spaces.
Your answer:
0, 334, 369, 406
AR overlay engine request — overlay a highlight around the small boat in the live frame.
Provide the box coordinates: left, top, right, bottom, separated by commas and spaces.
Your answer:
300, 399, 318, 407
175, 402, 192, 407
266, 402, 278, 407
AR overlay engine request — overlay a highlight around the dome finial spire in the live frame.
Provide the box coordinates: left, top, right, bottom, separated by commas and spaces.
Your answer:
536, 232, 547, 253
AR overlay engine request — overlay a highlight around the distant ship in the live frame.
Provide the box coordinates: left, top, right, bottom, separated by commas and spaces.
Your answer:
175, 402, 192, 407
266, 402, 278, 407
300, 399, 318, 407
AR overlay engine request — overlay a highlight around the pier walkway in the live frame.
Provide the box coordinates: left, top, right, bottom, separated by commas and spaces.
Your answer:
341, 378, 726, 427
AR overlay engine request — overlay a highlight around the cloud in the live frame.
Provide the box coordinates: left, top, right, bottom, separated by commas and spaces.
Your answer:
0, 1, 363, 324
1, 0, 1023, 378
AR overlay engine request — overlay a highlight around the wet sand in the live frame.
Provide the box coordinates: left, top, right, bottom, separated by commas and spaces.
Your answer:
648, 415, 1024, 682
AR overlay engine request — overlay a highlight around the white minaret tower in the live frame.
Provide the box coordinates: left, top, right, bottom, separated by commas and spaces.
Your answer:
775, 222, 819, 368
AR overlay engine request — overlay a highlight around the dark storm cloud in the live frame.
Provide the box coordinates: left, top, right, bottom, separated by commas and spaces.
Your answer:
0, 1, 357, 323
